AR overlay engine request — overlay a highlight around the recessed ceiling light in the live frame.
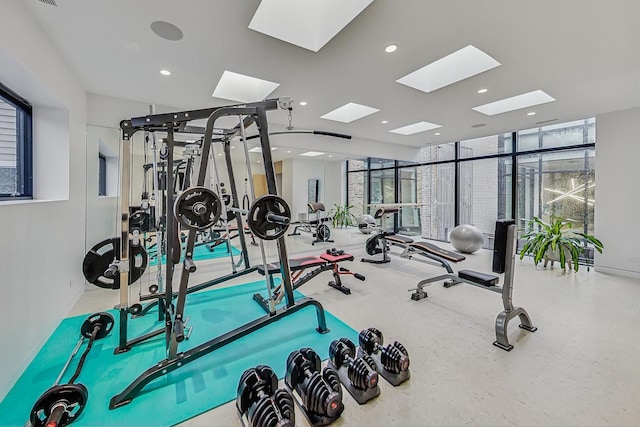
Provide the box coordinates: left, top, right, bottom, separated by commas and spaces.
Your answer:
478, 88, 488, 94
300, 151, 325, 157
286, 150, 291, 153
321, 102, 379, 123
389, 121, 442, 135
472, 90, 555, 116
257, 160, 261, 163
299, 101, 307, 106
329, 155, 333, 158
249, 0, 374, 52
150, 21, 184, 41
385, 44, 398, 53
396, 45, 500, 94
212, 70, 280, 102
231, 146, 235, 149
160, 69, 171, 76
218, 153, 222, 156
381, 120, 388, 124
434, 132, 441, 136
527, 111, 536, 116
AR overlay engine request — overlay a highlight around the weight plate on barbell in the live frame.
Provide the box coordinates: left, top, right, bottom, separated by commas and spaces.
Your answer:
247, 195, 291, 241
80, 312, 115, 340
173, 187, 222, 231
82, 238, 148, 289
30, 383, 88, 427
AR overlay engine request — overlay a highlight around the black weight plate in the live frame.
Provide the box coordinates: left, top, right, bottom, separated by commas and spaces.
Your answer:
317, 224, 331, 241
248, 195, 291, 241
82, 238, 148, 289
129, 211, 152, 233
30, 384, 88, 427
173, 187, 222, 231
80, 312, 115, 340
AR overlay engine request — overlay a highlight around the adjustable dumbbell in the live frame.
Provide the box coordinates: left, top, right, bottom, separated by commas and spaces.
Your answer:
236, 365, 295, 427
285, 348, 343, 424
29, 312, 115, 427
328, 337, 380, 404
358, 328, 411, 386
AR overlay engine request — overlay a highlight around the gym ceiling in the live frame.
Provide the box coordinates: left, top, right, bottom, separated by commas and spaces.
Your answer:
23, 0, 640, 159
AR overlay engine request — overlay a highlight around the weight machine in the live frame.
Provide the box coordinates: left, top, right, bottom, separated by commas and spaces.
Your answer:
108, 97, 331, 409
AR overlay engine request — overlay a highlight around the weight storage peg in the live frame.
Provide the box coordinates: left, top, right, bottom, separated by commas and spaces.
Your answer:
327, 337, 380, 404
236, 365, 295, 427
358, 328, 410, 386
285, 348, 343, 426
29, 312, 115, 427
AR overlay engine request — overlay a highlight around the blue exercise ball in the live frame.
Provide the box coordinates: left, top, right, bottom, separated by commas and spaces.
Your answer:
450, 224, 484, 253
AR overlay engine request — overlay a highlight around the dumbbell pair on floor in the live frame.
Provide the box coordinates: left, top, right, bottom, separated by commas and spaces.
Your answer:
237, 328, 410, 427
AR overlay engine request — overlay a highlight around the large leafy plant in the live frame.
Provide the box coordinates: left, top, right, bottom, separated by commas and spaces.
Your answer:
329, 204, 358, 228
519, 216, 603, 272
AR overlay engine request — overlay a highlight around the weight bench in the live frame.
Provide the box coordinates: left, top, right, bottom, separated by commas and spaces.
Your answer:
253, 249, 365, 313
362, 207, 465, 273
288, 202, 333, 245
408, 220, 537, 351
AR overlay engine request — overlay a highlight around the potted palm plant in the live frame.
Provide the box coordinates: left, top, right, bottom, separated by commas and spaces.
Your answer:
519, 216, 603, 272
329, 204, 358, 228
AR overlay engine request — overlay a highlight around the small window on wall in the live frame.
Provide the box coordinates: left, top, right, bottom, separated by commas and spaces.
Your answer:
0, 83, 32, 199
98, 154, 107, 196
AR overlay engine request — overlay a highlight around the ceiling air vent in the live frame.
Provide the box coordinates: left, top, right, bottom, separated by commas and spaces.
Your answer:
38, 0, 57, 6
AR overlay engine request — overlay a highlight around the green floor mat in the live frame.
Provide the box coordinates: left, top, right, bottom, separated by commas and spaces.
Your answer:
1, 280, 357, 427
148, 242, 241, 266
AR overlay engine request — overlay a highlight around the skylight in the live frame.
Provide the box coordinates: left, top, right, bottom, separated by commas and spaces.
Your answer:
320, 102, 380, 123
396, 45, 500, 94
472, 90, 556, 115
248, 0, 374, 52
212, 71, 279, 103
248, 147, 277, 153
389, 121, 442, 135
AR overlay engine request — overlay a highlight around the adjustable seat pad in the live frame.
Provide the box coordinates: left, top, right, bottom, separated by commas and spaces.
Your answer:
319, 253, 354, 263
409, 242, 466, 262
386, 235, 414, 245
257, 256, 326, 275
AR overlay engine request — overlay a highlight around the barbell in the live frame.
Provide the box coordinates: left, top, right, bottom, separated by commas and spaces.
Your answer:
173, 190, 291, 241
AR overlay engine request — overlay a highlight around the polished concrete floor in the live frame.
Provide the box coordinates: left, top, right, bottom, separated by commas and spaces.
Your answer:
72, 227, 640, 427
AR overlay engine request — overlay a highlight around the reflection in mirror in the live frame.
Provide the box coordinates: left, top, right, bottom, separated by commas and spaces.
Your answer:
85, 125, 119, 257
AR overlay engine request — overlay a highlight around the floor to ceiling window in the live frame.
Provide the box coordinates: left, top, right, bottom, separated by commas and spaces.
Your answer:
346, 118, 595, 256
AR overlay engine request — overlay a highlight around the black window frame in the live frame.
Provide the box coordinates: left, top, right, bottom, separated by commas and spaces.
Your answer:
0, 82, 33, 199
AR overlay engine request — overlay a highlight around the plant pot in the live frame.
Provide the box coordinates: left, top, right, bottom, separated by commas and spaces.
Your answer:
543, 245, 573, 271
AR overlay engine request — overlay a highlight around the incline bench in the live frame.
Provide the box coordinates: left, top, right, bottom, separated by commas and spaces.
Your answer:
253, 248, 365, 313
408, 219, 537, 351
362, 206, 466, 273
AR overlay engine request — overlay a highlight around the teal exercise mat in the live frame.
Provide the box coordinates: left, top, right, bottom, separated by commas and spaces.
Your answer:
148, 242, 241, 266
1, 280, 357, 427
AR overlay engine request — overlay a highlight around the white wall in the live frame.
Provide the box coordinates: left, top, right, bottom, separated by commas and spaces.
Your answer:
0, 0, 87, 400
594, 107, 640, 278
289, 158, 342, 219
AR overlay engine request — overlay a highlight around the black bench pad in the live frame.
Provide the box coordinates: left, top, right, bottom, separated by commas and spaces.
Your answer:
409, 242, 466, 263
386, 235, 414, 245
458, 270, 499, 286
